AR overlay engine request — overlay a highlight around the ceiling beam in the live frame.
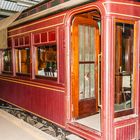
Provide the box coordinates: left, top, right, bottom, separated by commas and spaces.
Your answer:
0, 9, 17, 17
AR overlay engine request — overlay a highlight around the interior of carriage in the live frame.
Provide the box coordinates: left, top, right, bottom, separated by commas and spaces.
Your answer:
71, 9, 134, 131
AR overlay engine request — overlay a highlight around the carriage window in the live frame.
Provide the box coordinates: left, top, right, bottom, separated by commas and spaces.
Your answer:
114, 22, 134, 116
35, 45, 57, 78
2, 49, 12, 72
15, 48, 30, 74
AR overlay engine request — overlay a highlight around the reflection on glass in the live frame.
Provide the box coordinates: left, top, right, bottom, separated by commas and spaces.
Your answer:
114, 22, 134, 112
79, 25, 95, 100
3, 49, 12, 72
16, 48, 30, 74
36, 45, 57, 78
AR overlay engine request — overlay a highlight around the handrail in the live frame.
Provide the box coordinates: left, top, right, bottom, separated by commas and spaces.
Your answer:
98, 53, 102, 108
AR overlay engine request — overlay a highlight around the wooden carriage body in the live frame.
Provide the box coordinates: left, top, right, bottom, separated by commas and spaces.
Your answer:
0, 0, 140, 139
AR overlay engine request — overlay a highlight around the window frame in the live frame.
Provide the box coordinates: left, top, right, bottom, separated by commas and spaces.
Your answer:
114, 19, 136, 118
15, 46, 31, 76
34, 43, 58, 81
1, 48, 13, 74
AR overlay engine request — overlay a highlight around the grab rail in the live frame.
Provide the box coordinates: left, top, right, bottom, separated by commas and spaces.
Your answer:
98, 53, 102, 108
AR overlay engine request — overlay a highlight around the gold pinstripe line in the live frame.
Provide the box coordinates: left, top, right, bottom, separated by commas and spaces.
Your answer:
0, 77, 65, 93
0, 98, 65, 129
8, 13, 66, 33
107, 12, 140, 19
103, 1, 140, 7
102, 1, 140, 18
0, 76, 64, 90
8, 23, 64, 38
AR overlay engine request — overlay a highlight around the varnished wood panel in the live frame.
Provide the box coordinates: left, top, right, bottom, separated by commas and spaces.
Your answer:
79, 98, 97, 118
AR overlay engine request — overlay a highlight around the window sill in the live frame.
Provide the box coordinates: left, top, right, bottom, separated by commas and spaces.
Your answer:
114, 113, 138, 123
35, 75, 57, 81
114, 108, 134, 118
2, 71, 13, 75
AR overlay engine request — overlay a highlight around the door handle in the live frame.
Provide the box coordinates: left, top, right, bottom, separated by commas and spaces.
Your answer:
98, 53, 102, 108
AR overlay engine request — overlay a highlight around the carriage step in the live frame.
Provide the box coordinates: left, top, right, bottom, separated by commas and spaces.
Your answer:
66, 134, 84, 140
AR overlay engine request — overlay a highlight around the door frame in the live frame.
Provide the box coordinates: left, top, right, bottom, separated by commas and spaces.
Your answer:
71, 16, 100, 119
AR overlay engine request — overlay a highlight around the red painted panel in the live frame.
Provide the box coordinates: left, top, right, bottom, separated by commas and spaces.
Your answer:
25, 36, 30, 45
48, 31, 56, 42
115, 124, 136, 140
0, 78, 65, 126
9, 14, 65, 37
41, 32, 47, 42
34, 34, 40, 44
19, 37, 24, 46
14, 38, 19, 47
8, 38, 12, 47
104, 3, 140, 18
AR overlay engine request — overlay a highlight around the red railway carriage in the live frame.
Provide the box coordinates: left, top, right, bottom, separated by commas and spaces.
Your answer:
0, 0, 140, 139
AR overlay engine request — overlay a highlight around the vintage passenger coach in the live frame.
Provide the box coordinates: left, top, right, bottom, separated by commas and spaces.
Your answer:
0, 0, 140, 139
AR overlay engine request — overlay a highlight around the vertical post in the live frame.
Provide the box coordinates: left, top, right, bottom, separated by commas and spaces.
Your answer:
65, 20, 72, 123
30, 33, 35, 79
136, 21, 140, 139
12, 38, 16, 76
0, 51, 2, 74
101, 16, 114, 140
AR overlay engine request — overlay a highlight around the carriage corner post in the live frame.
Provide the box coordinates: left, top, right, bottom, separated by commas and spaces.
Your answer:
0, 0, 140, 140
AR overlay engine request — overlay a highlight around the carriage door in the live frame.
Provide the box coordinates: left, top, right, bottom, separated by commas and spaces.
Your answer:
71, 16, 100, 119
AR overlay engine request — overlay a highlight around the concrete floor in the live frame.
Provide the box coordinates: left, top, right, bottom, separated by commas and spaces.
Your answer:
0, 109, 57, 140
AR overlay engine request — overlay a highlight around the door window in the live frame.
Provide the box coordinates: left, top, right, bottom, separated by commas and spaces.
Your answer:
79, 25, 95, 100
71, 15, 100, 118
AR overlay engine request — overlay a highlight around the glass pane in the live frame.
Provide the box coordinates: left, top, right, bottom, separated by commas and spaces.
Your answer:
90, 64, 95, 97
16, 48, 30, 74
90, 27, 95, 61
79, 63, 95, 100
79, 64, 84, 100
78, 25, 95, 62
85, 64, 90, 98
3, 49, 12, 72
79, 25, 84, 61
114, 22, 134, 112
36, 45, 57, 78
85, 26, 89, 61
78, 24, 95, 100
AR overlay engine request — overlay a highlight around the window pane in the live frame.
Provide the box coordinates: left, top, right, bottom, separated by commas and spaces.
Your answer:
114, 22, 134, 112
79, 25, 95, 62
3, 49, 12, 72
16, 48, 30, 74
90, 64, 95, 97
79, 63, 95, 100
79, 25, 84, 61
78, 24, 95, 100
79, 64, 84, 100
36, 45, 57, 78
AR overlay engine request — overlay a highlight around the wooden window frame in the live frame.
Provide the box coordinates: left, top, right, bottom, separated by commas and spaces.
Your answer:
34, 43, 57, 81
1, 48, 13, 74
15, 47, 31, 76
114, 19, 136, 118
